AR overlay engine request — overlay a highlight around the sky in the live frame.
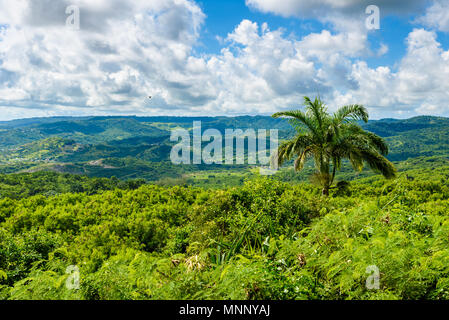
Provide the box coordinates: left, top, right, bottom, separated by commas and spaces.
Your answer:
0, 0, 449, 121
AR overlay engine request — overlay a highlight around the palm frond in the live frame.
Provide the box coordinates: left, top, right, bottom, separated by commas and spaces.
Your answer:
334, 104, 369, 124
359, 148, 397, 179
274, 134, 313, 167
271, 96, 396, 192
304, 96, 327, 134
294, 149, 310, 172
339, 140, 396, 179
272, 110, 318, 136
338, 124, 389, 155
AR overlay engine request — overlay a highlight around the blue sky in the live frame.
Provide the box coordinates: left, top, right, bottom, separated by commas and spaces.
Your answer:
198, 1, 449, 69
198, 0, 322, 54
0, 0, 449, 120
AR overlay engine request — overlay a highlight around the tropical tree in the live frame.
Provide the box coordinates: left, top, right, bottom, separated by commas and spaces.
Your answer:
272, 96, 396, 196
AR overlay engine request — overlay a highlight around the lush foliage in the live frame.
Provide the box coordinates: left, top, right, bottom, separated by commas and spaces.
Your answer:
0, 171, 145, 199
1, 115, 448, 300
1, 169, 449, 300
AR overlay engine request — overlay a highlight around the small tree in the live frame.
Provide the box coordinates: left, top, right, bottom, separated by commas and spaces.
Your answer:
272, 96, 396, 196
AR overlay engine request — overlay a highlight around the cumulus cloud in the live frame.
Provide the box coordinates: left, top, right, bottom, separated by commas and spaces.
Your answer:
335, 29, 449, 117
242, 0, 448, 117
0, 0, 208, 119
418, 0, 449, 32
0, 0, 362, 119
0, 0, 448, 120
208, 20, 324, 111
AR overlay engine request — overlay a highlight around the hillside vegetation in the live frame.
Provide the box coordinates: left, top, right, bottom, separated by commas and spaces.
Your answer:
0, 169, 449, 300
1, 115, 449, 300
0, 116, 448, 186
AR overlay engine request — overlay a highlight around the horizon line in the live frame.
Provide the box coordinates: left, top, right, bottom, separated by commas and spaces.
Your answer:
1, 114, 447, 123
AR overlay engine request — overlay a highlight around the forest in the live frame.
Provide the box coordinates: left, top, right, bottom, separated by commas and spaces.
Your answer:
0, 114, 449, 300
1, 170, 449, 299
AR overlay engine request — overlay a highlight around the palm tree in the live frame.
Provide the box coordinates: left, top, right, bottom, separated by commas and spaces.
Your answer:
272, 96, 396, 196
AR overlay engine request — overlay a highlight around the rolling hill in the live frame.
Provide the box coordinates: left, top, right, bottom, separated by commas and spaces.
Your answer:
0, 115, 447, 185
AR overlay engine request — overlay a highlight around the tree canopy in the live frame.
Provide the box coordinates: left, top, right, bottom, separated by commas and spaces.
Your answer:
272, 96, 397, 195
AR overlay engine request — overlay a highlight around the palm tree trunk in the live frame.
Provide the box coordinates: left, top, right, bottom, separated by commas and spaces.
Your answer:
320, 157, 331, 197
330, 162, 337, 186
322, 161, 336, 196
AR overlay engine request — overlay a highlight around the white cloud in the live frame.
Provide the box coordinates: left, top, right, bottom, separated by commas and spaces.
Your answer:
418, 0, 449, 32
336, 29, 449, 117
0, 0, 208, 119
210, 20, 322, 111
0, 1, 359, 119
0, 0, 448, 121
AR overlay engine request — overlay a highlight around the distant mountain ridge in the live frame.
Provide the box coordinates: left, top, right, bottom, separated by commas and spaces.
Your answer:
0, 115, 447, 182
363, 116, 449, 137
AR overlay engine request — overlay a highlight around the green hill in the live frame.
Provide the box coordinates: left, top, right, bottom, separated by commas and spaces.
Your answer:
0, 115, 448, 186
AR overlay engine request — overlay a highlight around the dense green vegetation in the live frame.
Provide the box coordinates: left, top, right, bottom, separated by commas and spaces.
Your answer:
0, 170, 449, 300
0, 115, 448, 300
1, 116, 448, 184
0, 171, 146, 199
